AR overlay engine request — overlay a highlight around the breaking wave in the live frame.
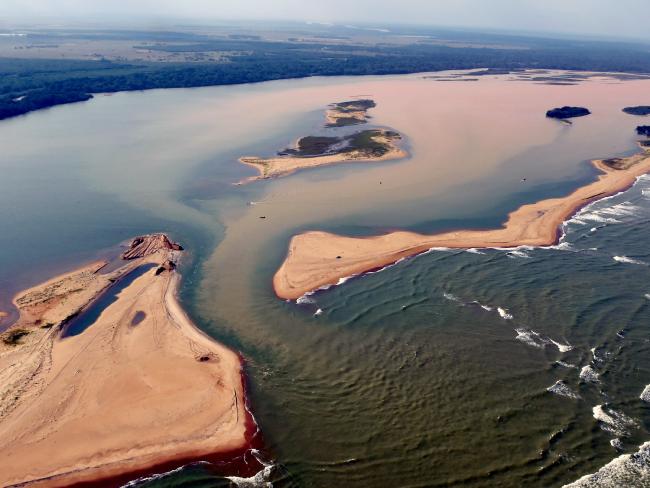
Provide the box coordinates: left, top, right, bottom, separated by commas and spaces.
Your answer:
640, 385, 650, 403
562, 441, 650, 487
547, 380, 581, 399
613, 255, 647, 266
514, 328, 572, 352
580, 365, 600, 383
592, 405, 637, 437
498, 307, 513, 320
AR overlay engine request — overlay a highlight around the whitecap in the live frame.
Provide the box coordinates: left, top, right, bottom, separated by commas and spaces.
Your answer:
465, 248, 485, 255
547, 380, 581, 399
443, 292, 461, 302
550, 338, 574, 353
593, 404, 637, 437
226, 465, 274, 488
507, 250, 531, 259
515, 328, 546, 348
556, 360, 578, 369
611, 438, 624, 451
640, 385, 650, 403
296, 296, 316, 305
580, 365, 600, 383
314, 308, 323, 316
613, 255, 647, 266
548, 241, 573, 251
562, 441, 650, 487
498, 307, 513, 320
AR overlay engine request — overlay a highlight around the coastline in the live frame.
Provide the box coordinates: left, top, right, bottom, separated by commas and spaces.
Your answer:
273, 147, 650, 300
0, 236, 261, 487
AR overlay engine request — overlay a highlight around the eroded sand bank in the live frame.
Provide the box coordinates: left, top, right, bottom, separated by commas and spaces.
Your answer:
274, 148, 650, 300
0, 235, 252, 487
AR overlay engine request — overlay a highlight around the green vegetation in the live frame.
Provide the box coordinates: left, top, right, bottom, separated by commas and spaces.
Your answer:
624, 106, 650, 116
637, 126, 650, 136
279, 136, 341, 156
2, 328, 30, 345
4, 27, 650, 120
546, 106, 591, 119
348, 130, 400, 157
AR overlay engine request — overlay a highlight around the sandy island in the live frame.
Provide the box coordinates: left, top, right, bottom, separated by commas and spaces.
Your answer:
239, 128, 406, 183
0, 234, 254, 487
325, 99, 376, 127
273, 146, 650, 300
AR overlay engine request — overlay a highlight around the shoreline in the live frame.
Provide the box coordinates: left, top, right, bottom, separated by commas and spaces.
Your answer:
273, 147, 650, 300
0, 235, 263, 487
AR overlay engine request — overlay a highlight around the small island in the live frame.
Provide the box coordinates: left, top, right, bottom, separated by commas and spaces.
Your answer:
636, 125, 650, 136
623, 106, 650, 116
546, 106, 591, 119
325, 99, 376, 127
239, 129, 406, 182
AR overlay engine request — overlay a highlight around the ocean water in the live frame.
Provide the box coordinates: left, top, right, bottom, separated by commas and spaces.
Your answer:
1, 71, 650, 487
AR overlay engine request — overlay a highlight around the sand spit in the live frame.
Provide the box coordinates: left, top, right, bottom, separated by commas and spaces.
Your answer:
274, 147, 650, 300
0, 235, 251, 487
238, 129, 406, 183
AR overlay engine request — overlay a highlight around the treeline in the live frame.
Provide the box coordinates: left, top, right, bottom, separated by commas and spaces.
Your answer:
3, 36, 650, 120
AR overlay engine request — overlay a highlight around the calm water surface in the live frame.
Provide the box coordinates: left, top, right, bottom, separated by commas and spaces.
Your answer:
1, 72, 650, 487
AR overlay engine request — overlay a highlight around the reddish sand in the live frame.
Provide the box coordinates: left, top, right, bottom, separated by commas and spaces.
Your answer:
0, 237, 257, 487
274, 149, 650, 300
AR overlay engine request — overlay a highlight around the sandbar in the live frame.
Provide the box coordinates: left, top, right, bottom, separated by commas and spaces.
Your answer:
0, 234, 253, 487
239, 128, 406, 183
273, 147, 650, 300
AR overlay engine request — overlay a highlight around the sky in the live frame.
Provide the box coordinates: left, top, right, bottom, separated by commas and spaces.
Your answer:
2, 0, 649, 41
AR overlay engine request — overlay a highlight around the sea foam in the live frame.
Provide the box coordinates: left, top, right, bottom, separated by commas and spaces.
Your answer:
640, 385, 650, 403
613, 255, 647, 266
547, 380, 581, 400
580, 365, 600, 383
497, 307, 513, 320
562, 441, 650, 487
592, 405, 637, 437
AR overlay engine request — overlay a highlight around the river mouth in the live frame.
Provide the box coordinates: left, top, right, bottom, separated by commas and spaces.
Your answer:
1, 71, 650, 486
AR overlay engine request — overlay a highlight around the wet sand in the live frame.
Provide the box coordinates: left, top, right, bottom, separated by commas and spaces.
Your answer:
0, 237, 251, 487
274, 148, 650, 300
238, 129, 406, 183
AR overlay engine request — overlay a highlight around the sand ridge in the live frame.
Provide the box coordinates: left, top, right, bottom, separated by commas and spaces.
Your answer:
273, 147, 650, 300
0, 237, 251, 487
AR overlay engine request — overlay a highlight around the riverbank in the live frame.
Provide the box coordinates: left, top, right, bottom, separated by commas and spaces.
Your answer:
274, 146, 650, 300
0, 235, 257, 487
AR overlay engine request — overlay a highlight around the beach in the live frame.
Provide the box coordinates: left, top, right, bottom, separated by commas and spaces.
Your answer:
0, 235, 253, 487
273, 147, 650, 300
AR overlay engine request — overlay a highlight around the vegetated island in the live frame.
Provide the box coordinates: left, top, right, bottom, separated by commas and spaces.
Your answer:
238, 128, 406, 183
0, 234, 261, 487
623, 106, 650, 116
636, 125, 650, 136
273, 145, 650, 300
325, 99, 376, 127
546, 106, 591, 120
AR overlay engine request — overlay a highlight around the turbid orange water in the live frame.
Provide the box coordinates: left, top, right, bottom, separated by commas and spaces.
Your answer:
2, 71, 650, 486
